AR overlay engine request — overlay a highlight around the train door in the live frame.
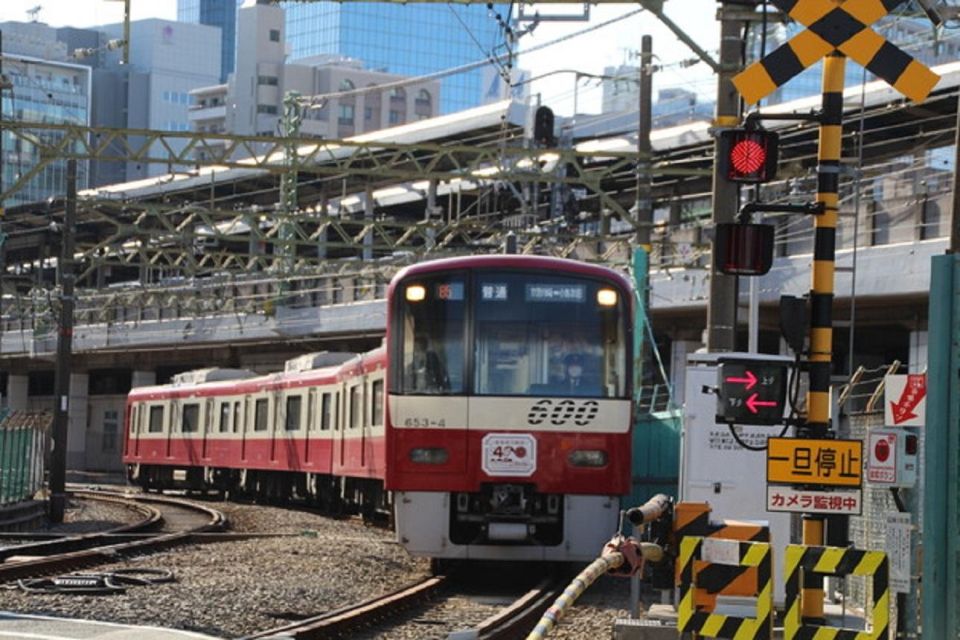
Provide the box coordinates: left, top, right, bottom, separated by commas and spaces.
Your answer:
126, 404, 138, 458
306, 389, 317, 465
241, 396, 251, 461
346, 380, 364, 469
337, 383, 347, 468
271, 389, 282, 463
167, 400, 179, 458
202, 398, 214, 459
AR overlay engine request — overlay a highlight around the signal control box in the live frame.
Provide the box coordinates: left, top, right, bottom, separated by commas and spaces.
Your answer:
866, 428, 919, 488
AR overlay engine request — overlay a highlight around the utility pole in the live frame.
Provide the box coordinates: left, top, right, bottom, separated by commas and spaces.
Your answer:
706, 3, 744, 351
49, 159, 77, 524
635, 34, 653, 250
634, 34, 654, 398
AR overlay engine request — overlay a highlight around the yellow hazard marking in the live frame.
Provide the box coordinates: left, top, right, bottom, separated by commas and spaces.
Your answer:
784, 544, 889, 640
894, 60, 941, 103
792, 30, 834, 67
813, 546, 847, 574
732, 64, 777, 106
735, 0, 939, 104
813, 262, 835, 293
841, 25, 886, 60
818, 125, 843, 161
767, 437, 863, 487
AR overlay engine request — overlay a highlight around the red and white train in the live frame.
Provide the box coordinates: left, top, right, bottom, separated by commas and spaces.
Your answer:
123, 255, 634, 562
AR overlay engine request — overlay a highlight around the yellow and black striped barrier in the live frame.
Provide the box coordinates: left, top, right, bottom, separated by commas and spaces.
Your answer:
783, 544, 889, 640
677, 536, 773, 640
734, 0, 939, 105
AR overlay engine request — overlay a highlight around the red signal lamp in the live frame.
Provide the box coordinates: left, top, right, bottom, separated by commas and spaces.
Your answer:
719, 128, 779, 183
714, 223, 775, 276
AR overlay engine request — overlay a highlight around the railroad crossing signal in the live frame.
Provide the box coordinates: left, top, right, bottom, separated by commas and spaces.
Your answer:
716, 358, 788, 425
718, 128, 779, 183
734, 0, 940, 105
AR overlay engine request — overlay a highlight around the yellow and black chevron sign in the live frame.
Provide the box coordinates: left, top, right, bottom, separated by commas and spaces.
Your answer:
734, 0, 939, 104
783, 544, 889, 640
677, 536, 773, 640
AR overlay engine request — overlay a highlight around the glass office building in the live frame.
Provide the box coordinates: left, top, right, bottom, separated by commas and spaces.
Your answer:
281, 2, 507, 114
178, 0, 243, 82
0, 54, 90, 207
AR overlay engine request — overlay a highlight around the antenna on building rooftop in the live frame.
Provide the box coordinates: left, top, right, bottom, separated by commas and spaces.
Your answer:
26, 6, 42, 22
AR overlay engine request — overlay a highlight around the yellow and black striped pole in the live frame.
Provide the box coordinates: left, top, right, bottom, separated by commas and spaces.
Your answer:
802, 49, 846, 623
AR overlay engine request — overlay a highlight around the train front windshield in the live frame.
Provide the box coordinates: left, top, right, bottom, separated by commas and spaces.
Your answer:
395, 271, 628, 399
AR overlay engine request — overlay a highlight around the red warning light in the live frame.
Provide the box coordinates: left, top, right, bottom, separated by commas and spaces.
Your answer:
730, 139, 766, 175
874, 438, 891, 463
719, 128, 779, 184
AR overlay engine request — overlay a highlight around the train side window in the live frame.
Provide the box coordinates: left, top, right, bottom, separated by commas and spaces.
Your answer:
182, 403, 200, 433
130, 406, 138, 434
148, 405, 164, 433
285, 395, 302, 431
321, 393, 331, 430
371, 379, 384, 427
233, 401, 241, 433
254, 398, 269, 431
219, 402, 231, 433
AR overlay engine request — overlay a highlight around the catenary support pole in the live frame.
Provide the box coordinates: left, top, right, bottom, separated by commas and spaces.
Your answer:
49, 159, 77, 524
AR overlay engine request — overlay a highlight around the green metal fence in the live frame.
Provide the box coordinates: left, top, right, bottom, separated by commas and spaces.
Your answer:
0, 412, 50, 506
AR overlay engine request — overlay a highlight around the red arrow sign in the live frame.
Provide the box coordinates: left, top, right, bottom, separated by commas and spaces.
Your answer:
746, 393, 777, 414
890, 374, 926, 425
725, 370, 757, 390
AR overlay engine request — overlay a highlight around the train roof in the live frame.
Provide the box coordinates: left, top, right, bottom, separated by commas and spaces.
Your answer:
128, 347, 384, 400
389, 254, 634, 294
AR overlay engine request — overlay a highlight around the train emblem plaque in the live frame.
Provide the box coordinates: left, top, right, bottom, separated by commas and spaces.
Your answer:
482, 433, 537, 477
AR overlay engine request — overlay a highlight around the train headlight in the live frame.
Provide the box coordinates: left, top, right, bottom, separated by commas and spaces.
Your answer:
409, 447, 449, 464
568, 450, 608, 467
597, 288, 618, 307
405, 285, 426, 302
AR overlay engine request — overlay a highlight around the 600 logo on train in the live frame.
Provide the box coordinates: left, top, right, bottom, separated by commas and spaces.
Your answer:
123, 255, 634, 564
527, 399, 600, 427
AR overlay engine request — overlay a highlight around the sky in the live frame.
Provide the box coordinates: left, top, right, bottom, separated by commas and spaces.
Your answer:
0, 0, 721, 116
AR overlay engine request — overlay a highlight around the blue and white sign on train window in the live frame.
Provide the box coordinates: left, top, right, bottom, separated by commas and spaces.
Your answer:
480, 283, 509, 301
436, 282, 464, 301
525, 284, 585, 303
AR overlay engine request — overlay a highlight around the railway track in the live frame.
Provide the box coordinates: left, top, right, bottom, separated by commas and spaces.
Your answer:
0, 489, 226, 582
246, 566, 565, 640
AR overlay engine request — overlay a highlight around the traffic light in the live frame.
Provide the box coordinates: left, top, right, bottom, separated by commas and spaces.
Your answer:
718, 128, 779, 183
533, 106, 555, 146
714, 223, 774, 276
716, 358, 788, 426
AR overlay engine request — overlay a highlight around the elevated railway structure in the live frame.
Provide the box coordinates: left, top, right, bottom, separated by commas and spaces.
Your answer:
0, 60, 956, 469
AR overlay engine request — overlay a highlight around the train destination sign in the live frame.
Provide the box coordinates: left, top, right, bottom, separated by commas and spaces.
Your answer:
767, 437, 862, 487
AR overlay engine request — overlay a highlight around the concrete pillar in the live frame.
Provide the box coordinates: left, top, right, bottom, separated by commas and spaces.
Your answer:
6, 374, 28, 411
670, 340, 701, 406
909, 329, 928, 373
66, 373, 89, 470
131, 370, 156, 388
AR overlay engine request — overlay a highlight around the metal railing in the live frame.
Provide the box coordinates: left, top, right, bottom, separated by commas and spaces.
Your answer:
0, 412, 50, 506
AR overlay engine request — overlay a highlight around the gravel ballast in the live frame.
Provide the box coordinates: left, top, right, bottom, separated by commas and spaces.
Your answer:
0, 497, 642, 639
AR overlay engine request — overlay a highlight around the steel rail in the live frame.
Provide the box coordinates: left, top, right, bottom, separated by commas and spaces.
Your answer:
243, 575, 447, 640
0, 491, 226, 582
